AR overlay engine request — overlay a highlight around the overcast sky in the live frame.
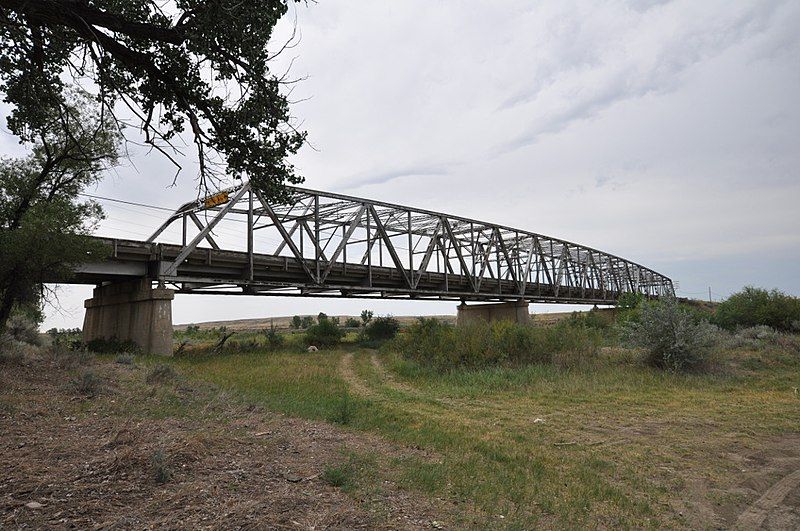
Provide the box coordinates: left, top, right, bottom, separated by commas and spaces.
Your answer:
4, 0, 798, 329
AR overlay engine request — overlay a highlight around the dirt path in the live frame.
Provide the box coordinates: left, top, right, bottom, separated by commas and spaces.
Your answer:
338, 352, 374, 398
0, 354, 448, 529
369, 353, 419, 395
736, 469, 800, 529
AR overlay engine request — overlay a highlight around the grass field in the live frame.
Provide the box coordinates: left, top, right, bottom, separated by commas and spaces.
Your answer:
158, 341, 800, 529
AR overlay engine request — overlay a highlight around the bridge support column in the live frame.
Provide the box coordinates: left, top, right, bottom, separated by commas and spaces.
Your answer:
83, 279, 174, 355
457, 301, 531, 326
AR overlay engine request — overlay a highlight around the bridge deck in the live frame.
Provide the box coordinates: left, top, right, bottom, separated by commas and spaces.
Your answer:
74, 238, 626, 304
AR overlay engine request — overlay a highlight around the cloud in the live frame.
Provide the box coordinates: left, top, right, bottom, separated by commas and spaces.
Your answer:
492, 1, 785, 155
338, 164, 449, 190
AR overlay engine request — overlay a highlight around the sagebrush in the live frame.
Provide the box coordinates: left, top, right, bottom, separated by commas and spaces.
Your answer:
395, 318, 600, 370
625, 298, 719, 371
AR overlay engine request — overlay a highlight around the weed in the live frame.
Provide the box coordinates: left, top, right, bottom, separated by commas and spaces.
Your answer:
322, 461, 356, 491
4, 315, 41, 346
75, 370, 102, 397
0, 338, 36, 364
146, 364, 177, 385
396, 318, 600, 370
86, 337, 141, 354
151, 449, 171, 484
115, 353, 135, 365
328, 392, 354, 425
50, 344, 93, 369
264, 327, 285, 349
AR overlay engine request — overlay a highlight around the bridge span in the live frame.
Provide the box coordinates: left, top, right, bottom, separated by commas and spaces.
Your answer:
71, 181, 674, 353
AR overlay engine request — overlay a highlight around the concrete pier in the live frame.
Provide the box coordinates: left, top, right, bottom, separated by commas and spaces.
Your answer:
83, 279, 174, 355
456, 300, 531, 325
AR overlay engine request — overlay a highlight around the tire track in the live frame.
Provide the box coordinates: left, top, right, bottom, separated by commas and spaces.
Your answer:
736, 469, 800, 529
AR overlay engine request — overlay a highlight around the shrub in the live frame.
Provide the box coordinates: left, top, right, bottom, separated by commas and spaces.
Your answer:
363, 316, 400, 342
115, 353, 135, 365
86, 337, 141, 354
4, 315, 41, 346
396, 318, 599, 370
344, 317, 360, 328
146, 364, 177, 385
328, 393, 354, 425
305, 319, 344, 347
0, 338, 37, 364
263, 328, 285, 349
360, 310, 374, 326
712, 287, 800, 332
151, 450, 171, 484
322, 461, 356, 491
624, 298, 719, 372
74, 370, 102, 396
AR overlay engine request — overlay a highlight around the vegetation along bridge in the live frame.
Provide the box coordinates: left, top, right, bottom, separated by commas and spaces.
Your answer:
71, 182, 674, 354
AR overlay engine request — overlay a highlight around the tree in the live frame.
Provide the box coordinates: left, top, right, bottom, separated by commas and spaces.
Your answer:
0, 91, 120, 328
360, 310, 373, 326
711, 287, 800, 332
0, 0, 305, 196
290, 315, 302, 329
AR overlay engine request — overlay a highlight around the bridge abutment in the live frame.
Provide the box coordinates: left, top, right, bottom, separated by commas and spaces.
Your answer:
457, 301, 531, 326
83, 279, 174, 355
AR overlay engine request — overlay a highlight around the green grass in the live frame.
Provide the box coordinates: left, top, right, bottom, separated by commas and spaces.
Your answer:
157, 342, 800, 529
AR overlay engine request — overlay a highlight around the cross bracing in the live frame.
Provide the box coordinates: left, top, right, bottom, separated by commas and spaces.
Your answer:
77, 181, 675, 303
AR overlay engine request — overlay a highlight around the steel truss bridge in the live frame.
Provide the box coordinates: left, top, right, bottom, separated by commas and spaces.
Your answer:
75, 182, 674, 304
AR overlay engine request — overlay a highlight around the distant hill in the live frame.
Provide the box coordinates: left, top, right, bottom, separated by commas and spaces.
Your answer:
172, 310, 606, 331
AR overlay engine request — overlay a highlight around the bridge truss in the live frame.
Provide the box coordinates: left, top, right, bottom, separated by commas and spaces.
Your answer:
138, 181, 673, 304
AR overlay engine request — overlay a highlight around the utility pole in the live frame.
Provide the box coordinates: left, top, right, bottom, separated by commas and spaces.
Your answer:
708, 287, 712, 303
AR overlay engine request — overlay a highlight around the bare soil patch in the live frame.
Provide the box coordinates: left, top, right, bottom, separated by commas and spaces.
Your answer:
0, 356, 448, 529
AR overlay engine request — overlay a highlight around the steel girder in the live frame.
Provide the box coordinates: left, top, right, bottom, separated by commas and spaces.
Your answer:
142, 181, 675, 302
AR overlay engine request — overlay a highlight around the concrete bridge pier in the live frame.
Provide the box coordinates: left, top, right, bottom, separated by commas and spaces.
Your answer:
83, 279, 174, 355
457, 300, 531, 326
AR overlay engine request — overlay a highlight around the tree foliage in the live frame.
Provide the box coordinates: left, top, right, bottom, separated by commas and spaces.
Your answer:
0, 0, 305, 194
0, 91, 119, 327
711, 286, 800, 332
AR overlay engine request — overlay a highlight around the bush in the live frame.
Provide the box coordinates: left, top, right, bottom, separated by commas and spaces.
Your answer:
328, 393, 354, 425
146, 364, 177, 385
151, 450, 171, 484
624, 298, 719, 372
0, 338, 37, 364
86, 337, 141, 354
396, 318, 600, 371
305, 318, 344, 347
712, 287, 800, 332
115, 353, 135, 365
363, 316, 400, 342
344, 317, 360, 328
4, 314, 41, 346
74, 370, 102, 396
263, 328, 285, 349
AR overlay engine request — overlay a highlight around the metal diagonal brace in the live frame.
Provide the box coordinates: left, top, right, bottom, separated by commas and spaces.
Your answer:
442, 217, 476, 292
320, 204, 366, 283
254, 188, 318, 283
368, 205, 412, 288
163, 185, 249, 276
412, 219, 441, 289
